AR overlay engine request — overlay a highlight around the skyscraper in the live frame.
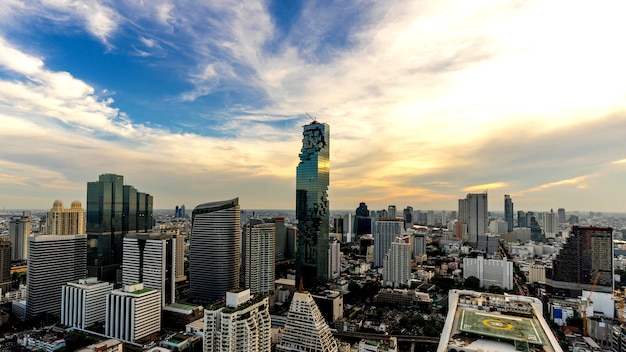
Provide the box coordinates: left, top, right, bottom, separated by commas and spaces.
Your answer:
26, 234, 87, 320
542, 210, 558, 238
45, 200, 86, 236
382, 237, 411, 288
504, 195, 514, 233
276, 291, 338, 352
61, 277, 113, 330
296, 121, 330, 290
0, 238, 11, 294
86, 174, 153, 280
547, 226, 613, 297
189, 198, 240, 303
557, 208, 566, 223
9, 212, 30, 262
105, 283, 161, 343
373, 219, 404, 268
244, 221, 275, 295
466, 193, 488, 245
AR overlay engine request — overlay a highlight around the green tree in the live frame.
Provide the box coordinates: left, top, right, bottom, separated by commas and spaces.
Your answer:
464, 276, 480, 290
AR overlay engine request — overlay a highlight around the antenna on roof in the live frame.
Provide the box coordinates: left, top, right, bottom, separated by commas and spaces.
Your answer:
305, 112, 317, 123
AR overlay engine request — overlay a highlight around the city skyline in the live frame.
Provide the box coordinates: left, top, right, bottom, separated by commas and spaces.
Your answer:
1, 2, 626, 212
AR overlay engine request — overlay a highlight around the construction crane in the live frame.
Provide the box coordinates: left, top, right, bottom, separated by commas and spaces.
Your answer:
582, 272, 602, 337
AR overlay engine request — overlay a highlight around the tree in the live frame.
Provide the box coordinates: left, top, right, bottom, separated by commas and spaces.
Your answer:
464, 276, 480, 290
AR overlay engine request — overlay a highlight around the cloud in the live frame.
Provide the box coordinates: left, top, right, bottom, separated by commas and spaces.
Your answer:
463, 183, 508, 193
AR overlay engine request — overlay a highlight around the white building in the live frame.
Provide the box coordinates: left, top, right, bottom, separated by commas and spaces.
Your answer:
382, 238, 411, 288
543, 210, 558, 238
245, 222, 275, 295
329, 239, 341, 279
61, 277, 113, 330
26, 234, 87, 320
488, 220, 508, 235
358, 337, 398, 352
204, 289, 271, 352
373, 220, 404, 268
105, 283, 161, 343
276, 291, 338, 352
527, 264, 546, 284
463, 256, 514, 290
122, 233, 176, 307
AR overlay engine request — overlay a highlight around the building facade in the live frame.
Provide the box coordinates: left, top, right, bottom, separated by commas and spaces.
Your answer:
373, 220, 404, 268
542, 210, 558, 238
203, 289, 271, 352
463, 256, 514, 290
276, 291, 338, 352
9, 213, 30, 262
382, 238, 411, 288
0, 238, 10, 294
26, 234, 87, 320
295, 121, 330, 290
60, 277, 113, 330
45, 200, 86, 236
189, 198, 240, 303
504, 195, 514, 233
466, 193, 488, 245
105, 283, 161, 343
244, 222, 275, 295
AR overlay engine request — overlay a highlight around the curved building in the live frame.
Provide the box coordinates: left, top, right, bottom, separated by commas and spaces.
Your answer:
190, 198, 240, 303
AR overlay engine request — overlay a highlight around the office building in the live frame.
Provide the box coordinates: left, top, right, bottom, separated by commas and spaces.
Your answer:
387, 205, 397, 219
328, 238, 341, 279
0, 239, 10, 294
557, 208, 566, 223
403, 206, 413, 230
373, 219, 404, 268
9, 213, 30, 261
189, 198, 240, 302
295, 121, 330, 290
86, 174, 153, 280
463, 256, 514, 290
60, 277, 113, 330
382, 237, 411, 288
489, 219, 508, 235
354, 202, 372, 236
465, 193, 488, 245
105, 283, 161, 343
437, 290, 562, 352
413, 233, 426, 257
458, 199, 468, 224
26, 234, 87, 320
244, 221, 275, 295
543, 210, 558, 238
547, 226, 613, 297
274, 217, 287, 261
203, 289, 271, 352
276, 291, 338, 352
477, 234, 500, 255
517, 210, 527, 228
45, 200, 86, 236
122, 233, 176, 306
504, 195, 514, 233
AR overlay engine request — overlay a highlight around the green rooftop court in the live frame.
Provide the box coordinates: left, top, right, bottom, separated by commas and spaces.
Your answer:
457, 309, 545, 345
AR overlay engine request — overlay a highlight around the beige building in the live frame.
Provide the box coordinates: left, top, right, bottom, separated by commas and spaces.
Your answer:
45, 200, 86, 235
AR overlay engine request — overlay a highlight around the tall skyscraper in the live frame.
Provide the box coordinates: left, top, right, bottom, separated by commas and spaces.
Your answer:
328, 238, 341, 279
557, 208, 566, 223
9, 212, 30, 262
122, 233, 176, 307
26, 234, 87, 320
542, 210, 558, 238
373, 219, 404, 268
45, 200, 86, 236
296, 121, 330, 290
189, 198, 240, 303
274, 217, 287, 261
547, 226, 613, 297
465, 193, 488, 245
244, 221, 275, 295
387, 205, 397, 218
382, 237, 411, 288
276, 291, 338, 352
203, 289, 271, 352
86, 174, 153, 280
504, 195, 514, 233
354, 202, 371, 236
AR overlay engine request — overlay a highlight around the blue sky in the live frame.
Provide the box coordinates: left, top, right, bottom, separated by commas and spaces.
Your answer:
1, 0, 626, 212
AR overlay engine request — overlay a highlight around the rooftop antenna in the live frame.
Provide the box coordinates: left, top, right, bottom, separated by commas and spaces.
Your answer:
305, 112, 317, 124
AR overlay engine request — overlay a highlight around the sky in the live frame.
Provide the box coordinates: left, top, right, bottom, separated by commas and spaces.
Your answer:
1, 0, 626, 213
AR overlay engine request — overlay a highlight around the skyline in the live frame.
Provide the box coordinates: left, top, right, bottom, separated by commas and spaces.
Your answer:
1, 1, 626, 212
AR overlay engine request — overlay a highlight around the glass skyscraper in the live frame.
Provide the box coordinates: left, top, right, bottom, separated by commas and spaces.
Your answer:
295, 121, 330, 290
504, 194, 514, 233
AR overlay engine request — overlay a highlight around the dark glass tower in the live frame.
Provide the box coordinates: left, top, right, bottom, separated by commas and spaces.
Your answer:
295, 121, 330, 290
86, 174, 153, 280
504, 194, 514, 233
189, 198, 240, 303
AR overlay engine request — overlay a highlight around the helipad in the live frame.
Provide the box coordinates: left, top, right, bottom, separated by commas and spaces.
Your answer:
457, 308, 544, 345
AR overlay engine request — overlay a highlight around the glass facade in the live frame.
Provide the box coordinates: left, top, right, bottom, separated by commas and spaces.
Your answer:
295, 122, 330, 290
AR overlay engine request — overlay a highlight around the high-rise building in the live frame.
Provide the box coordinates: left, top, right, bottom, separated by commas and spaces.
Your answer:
373, 220, 404, 268
26, 234, 87, 320
276, 291, 338, 352
60, 277, 113, 330
189, 198, 240, 303
244, 221, 275, 295
354, 202, 371, 236
517, 210, 527, 228
465, 193, 488, 245
458, 199, 468, 224
105, 283, 161, 343
543, 210, 558, 238
413, 233, 426, 257
504, 195, 514, 233
463, 256, 514, 290
557, 208, 566, 223
382, 237, 411, 288
387, 205, 397, 218
295, 121, 330, 290
328, 238, 341, 279
403, 206, 413, 230
0, 238, 11, 294
547, 226, 613, 297
45, 200, 86, 236
122, 233, 176, 307
9, 213, 30, 261
86, 174, 153, 280
203, 289, 271, 352
274, 217, 287, 261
